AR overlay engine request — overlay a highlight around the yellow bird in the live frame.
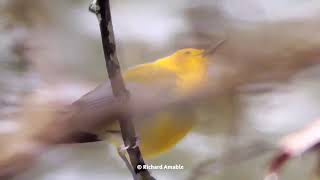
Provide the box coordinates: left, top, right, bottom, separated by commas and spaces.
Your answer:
69, 47, 219, 158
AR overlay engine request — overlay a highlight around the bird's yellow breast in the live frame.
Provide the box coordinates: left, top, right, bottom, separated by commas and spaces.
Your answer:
106, 48, 208, 158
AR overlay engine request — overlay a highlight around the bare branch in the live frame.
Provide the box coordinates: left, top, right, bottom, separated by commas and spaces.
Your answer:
92, 0, 154, 179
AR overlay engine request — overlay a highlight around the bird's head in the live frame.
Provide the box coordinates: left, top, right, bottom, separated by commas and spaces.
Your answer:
160, 48, 207, 76
154, 48, 208, 93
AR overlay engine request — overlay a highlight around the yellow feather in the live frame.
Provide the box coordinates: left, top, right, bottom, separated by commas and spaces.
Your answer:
103, 48, 208, 158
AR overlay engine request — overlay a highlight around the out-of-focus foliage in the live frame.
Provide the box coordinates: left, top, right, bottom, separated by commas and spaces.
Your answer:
0, 0, 319, 180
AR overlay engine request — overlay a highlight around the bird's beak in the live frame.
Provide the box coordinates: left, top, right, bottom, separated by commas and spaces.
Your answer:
204, 39, 226, 57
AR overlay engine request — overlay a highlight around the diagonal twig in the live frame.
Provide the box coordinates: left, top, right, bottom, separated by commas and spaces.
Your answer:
265, 118, 320, 180
89, 0, 155, 179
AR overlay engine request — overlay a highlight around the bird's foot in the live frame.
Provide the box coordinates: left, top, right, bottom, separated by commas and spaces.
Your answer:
120, 136, 140, 152
131, 136, 140, 149
117, 146, 137, 180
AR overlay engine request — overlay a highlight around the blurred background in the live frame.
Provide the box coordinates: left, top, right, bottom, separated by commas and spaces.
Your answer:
1, 0, 320, 179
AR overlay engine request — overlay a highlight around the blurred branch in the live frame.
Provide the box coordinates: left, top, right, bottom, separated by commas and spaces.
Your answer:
90, 0, 154, 180
265, 118, 320, 180
190, 117, 320, 180
0, 6, 320, 177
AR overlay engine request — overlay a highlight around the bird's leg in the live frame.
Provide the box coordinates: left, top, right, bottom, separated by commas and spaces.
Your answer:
119, 136, 140, 151
117, 136, 140, 180
117, 146, 137, 180
131, 136, 140, 149
106, 130, 140, 151
89, 0, 102, 21
104, 129, 139, 178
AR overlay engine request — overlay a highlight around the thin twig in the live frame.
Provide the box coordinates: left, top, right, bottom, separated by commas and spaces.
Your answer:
90, 0, 154, 179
